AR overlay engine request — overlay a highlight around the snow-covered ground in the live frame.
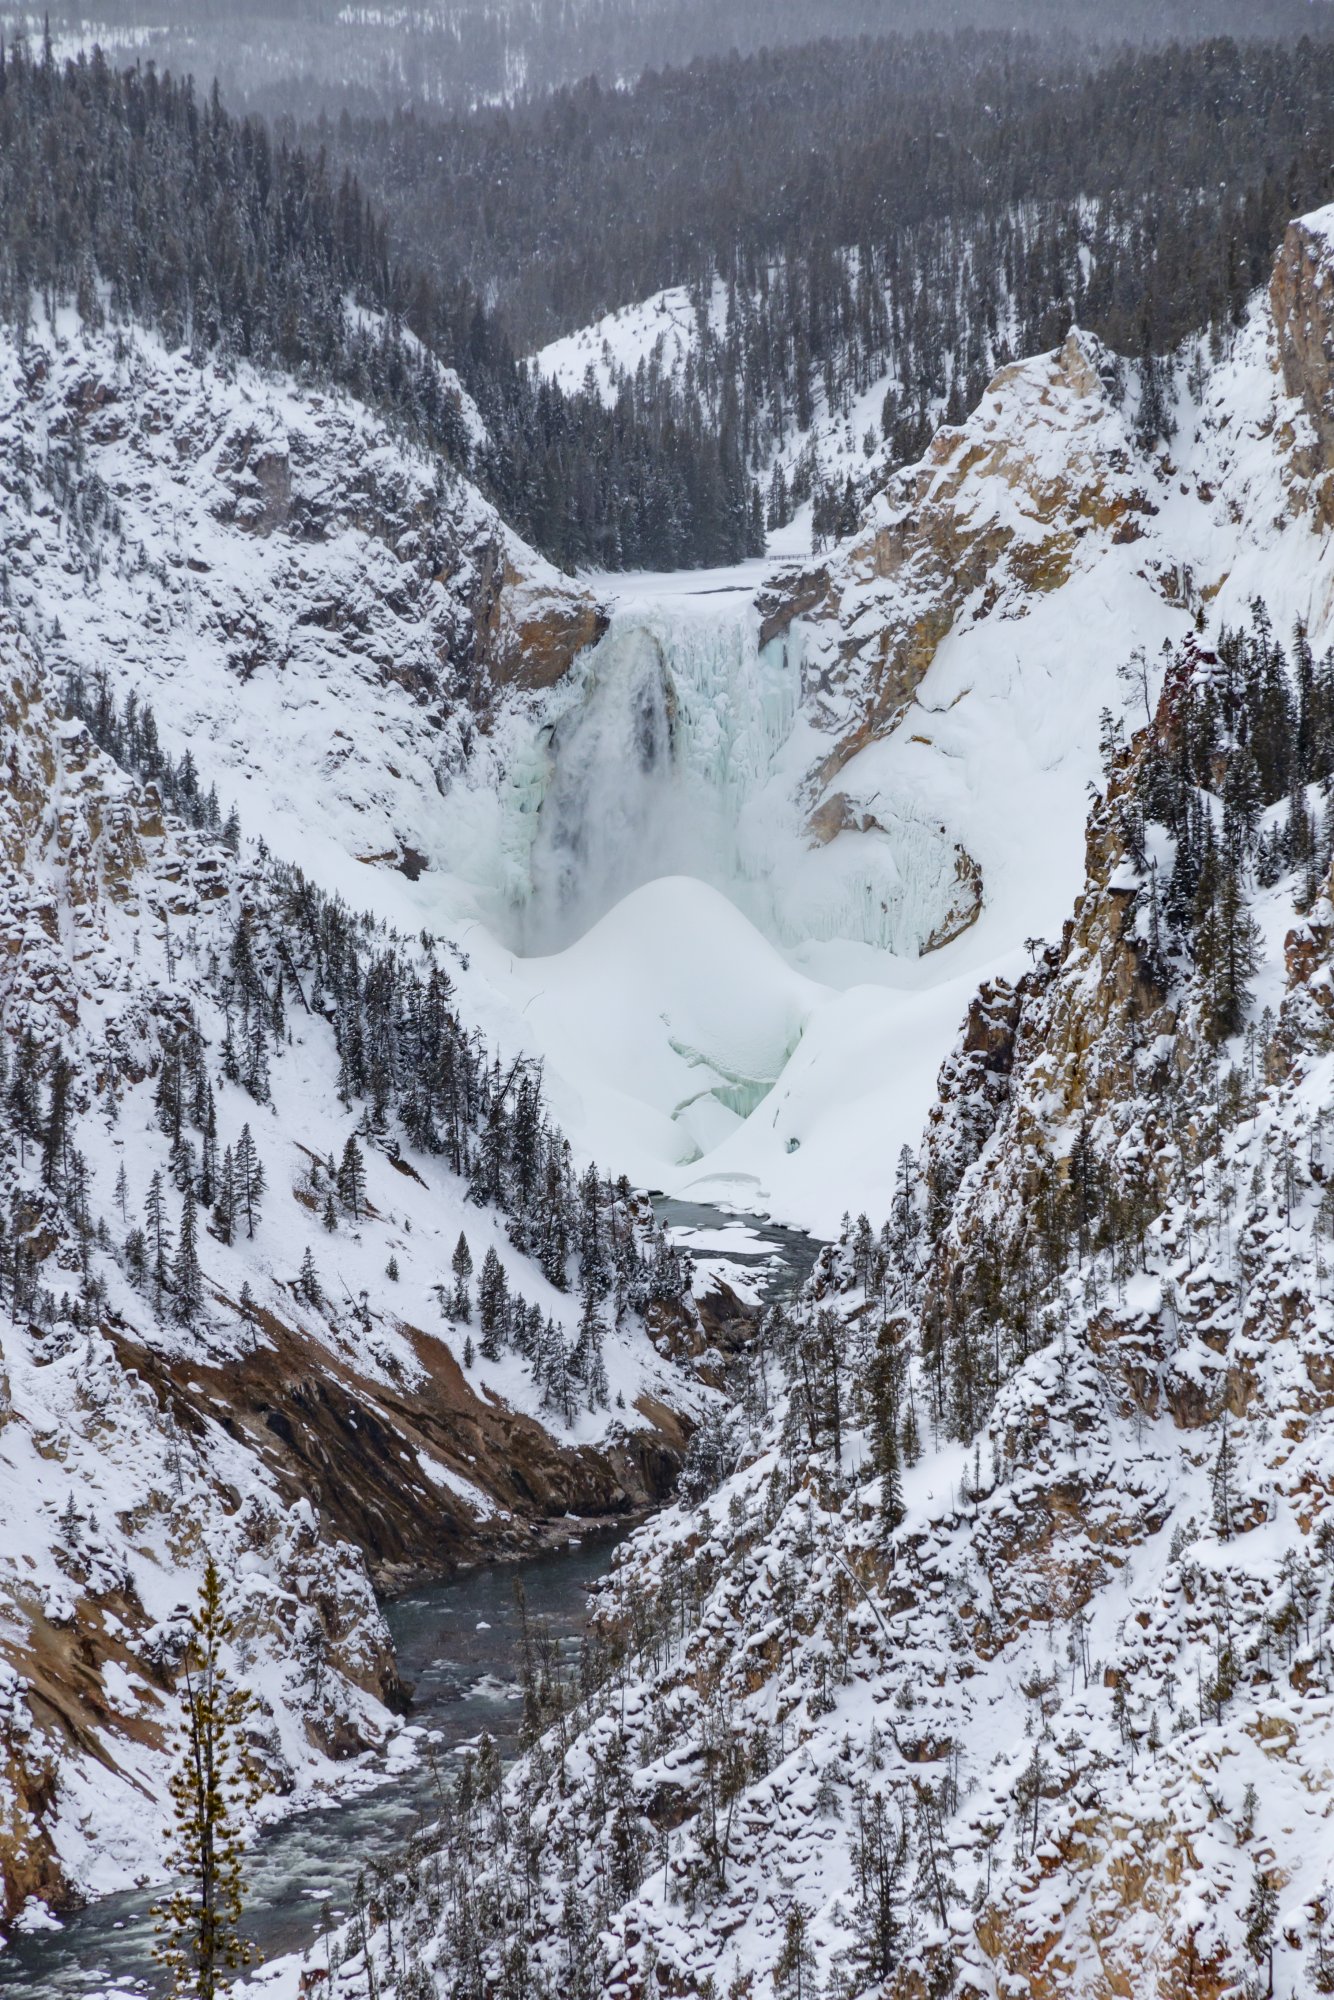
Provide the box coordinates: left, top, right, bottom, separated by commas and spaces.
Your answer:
7, 154, 1334, 2000
230, 564, 1334, 2000
532, 282, 721, 405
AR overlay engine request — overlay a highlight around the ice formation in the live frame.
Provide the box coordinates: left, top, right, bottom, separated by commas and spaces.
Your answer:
449, 586, 966, 962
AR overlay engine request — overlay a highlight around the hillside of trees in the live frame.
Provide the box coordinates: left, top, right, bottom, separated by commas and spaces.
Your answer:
0, 37, 765, 568
3, 30, 1334, 570
307, 33, 1334, 353
311, 31, 1334, 531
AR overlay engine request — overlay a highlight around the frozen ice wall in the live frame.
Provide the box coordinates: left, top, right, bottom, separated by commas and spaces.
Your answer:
518, 602, 798, 951
442, 585, 965, 963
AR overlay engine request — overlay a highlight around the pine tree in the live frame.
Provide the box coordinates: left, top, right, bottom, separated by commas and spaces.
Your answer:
1243, 1864, 1277, 1994
174, 1191, 203, 1324
451, 1231, 473, 1321
337, 1134, 367, 1219
1212, 1416, 1238, 1541
234, 1125, 265, 1240
850, 1788, 907, 1983
199, 1088, 218, 1208
879, 1416, 905, 1536
152, 1559, 267, 1999
573, 1273, 606, 1397
145, 1169, 173, 1306
155, 1043, 184, 1146
478, 1246, 507, 1359
577, 1162, 609, 1298
221, 1011, 240, 1086
298, 1246, 322, 1308
7, 1029, 42, 1168
1196, 862, 1262, 1044
41, 1051, 73, 1189
774, 1902, 818, 2000
213, 1146, 236, 1247
57, 1490, 81, 1549
238, 1281, 256, 1351
242, 1013, 270, 1104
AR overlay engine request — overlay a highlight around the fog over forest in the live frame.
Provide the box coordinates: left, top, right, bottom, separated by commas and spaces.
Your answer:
0, 0, 1329, 114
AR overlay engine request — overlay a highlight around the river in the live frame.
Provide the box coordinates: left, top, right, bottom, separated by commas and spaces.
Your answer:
0, 1203, 817, 1999
0, 1531, 637, 1999
652, 1197, 821, 1296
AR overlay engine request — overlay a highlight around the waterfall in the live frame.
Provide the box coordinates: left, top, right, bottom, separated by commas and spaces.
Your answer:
515, 604, 799, 952
521, 626, 702, 950
440, 586, 973, 963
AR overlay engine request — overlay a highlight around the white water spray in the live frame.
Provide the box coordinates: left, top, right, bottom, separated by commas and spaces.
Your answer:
517, 605, 798, 951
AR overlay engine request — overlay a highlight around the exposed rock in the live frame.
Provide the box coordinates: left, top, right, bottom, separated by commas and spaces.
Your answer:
762, 329, 1153, 796
480, 549, 610, 691
0, 319, 607, 903
920, 845, 983, 953
0, 622, 702, 1929
112, 1302, 684, 1600
1271, 209, 1334, 525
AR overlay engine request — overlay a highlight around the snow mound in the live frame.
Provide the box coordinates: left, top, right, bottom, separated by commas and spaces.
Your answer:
500, 877, 823, 1172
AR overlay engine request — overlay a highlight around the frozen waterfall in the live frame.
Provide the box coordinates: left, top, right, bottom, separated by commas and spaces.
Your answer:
517, 605, 798, 952
440, 583, 972, 965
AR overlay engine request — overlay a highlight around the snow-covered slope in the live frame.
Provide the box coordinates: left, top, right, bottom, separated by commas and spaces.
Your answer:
532, 283, 716, 405
7, 151, 1334, 2000
185, 197, 1334, 2000
11, 217, 1334, 1246
0, 608, 712, 1923
429, 216, 1334, 1230
0, 312, 604, 904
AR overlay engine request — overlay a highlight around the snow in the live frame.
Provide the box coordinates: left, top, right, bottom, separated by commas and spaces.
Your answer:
490, 875, 821, 1174
413, 1452, 499, 1515
460, 300, 1334, 1233
0, 616, 712, 1933
531, 283, 716, 404
8, 197, 1334, 2000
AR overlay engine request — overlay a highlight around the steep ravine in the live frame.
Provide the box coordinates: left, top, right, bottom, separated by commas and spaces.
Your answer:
0, 1206, 818, 1997
0, 1533, 633, 1999
8, 186, 1334, 1992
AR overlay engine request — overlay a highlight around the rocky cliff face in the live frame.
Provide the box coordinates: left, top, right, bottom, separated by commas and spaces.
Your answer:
0, 317, 604, 893
1271, 207, 1334, 527
366, 613, 1334, 2000
0, 630, 397, 1921
749, 217, 1334, 960
760, 330, 1154, 790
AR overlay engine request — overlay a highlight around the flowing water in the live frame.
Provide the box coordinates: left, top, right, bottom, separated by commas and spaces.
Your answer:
652, 1197, 821, 1298
0, 1532, 629, 1999
513, 601, 799, 955
0, 1203, 817, 1999
476, 586, 968, 960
